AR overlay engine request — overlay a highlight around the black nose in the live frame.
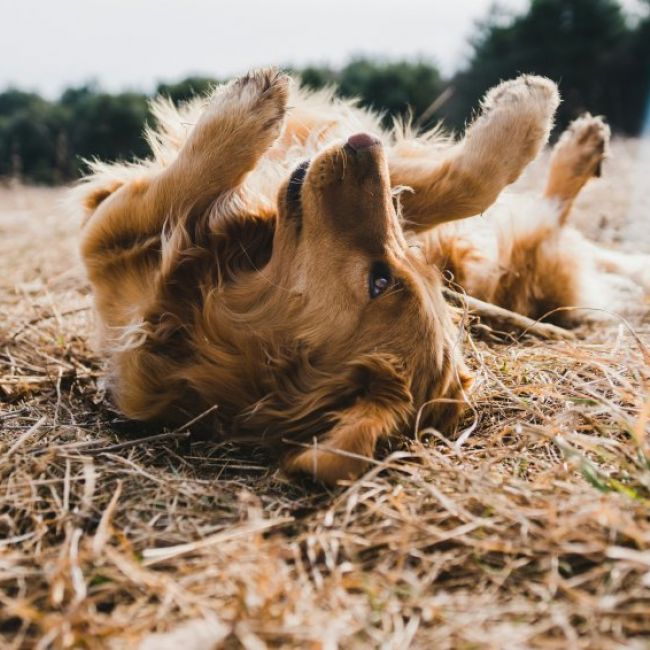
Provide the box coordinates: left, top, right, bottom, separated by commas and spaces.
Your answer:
346, 132, 381, 151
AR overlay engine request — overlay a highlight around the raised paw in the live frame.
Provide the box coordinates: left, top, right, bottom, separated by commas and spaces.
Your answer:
483, 74, 560, 117
229, 68, 290, 134
200, 67, 290, 144
168, 68, 291, 203
544, 114, 610, 218
464, 75, 561, 185
550, 113, 610, 181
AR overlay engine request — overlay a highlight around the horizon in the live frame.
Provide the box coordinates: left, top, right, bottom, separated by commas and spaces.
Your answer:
5, 0, 646, 98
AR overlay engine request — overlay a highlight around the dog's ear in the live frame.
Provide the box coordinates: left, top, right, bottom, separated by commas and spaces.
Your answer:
281, 354, 413, 485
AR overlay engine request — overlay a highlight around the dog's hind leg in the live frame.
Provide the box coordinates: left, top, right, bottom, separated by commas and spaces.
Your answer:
489, 115, 648, 323
390, 75, 560, 233
485, 117, 610, 321
543, 116, 649, 294
544, 113, 610, 225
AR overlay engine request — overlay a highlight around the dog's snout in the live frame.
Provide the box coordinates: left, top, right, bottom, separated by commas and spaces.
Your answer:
346, 133, 381, 152
307, 131, 388, 193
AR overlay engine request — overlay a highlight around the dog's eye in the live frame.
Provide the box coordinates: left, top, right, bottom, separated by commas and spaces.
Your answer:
369, 261, 392, 298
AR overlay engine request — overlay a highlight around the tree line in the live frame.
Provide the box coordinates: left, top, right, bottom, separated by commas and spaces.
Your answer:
1, 0, 648, 184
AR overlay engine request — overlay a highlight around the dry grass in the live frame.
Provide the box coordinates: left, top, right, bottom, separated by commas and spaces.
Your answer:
1, 139, 650, 649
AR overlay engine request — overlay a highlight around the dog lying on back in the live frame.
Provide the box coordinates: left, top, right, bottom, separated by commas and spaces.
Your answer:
76, 69, 649, 484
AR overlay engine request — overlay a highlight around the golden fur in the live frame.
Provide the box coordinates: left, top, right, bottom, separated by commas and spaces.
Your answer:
75, 69, 649, 484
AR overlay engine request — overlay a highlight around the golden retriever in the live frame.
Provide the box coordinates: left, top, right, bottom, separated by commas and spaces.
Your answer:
74, 69, 649, 484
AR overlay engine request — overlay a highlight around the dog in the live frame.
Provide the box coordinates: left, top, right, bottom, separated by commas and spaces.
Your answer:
74, 69, 649, 484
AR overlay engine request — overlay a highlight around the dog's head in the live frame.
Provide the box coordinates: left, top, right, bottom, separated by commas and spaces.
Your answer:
237, 133, 470, 482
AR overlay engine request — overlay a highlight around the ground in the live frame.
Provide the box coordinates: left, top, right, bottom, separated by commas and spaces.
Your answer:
1, 139, 649, 649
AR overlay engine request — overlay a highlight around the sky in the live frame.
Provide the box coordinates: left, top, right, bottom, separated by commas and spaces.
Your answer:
3, 0, 646, 97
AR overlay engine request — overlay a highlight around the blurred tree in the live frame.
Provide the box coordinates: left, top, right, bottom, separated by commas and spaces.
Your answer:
156, 76, 218, 104
61, 89, 150, 174
338, 59, 444, 126
291, 58, 444, 124
443, 0, 639, 133
294, 59, 445, 127
0, 89, 44, 117
623, 0, 650, 133
294, 65, 337, 90
0, 90, 67, 183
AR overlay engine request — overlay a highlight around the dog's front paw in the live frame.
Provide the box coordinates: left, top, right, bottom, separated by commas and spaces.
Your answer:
482, 74, 560, 122
191, 68, 290, 156
231, 68, 290, 133
467, 75, 560, 182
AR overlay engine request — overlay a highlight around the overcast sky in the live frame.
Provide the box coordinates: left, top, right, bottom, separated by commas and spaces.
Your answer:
4, 0, 646, 97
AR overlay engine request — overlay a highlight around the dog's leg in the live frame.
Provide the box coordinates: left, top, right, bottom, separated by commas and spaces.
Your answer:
488, 116, 628, 323
544, 113, 610, 225
390, 75, 559, 233
157, 69, 289, 212
81, 69, 289, 264
282, 403, 400, 485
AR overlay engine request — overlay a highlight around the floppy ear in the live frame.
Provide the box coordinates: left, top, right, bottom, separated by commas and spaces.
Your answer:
281, 355, 413, 485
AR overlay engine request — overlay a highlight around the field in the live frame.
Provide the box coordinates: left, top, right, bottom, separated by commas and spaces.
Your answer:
1, 139, 649, 649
